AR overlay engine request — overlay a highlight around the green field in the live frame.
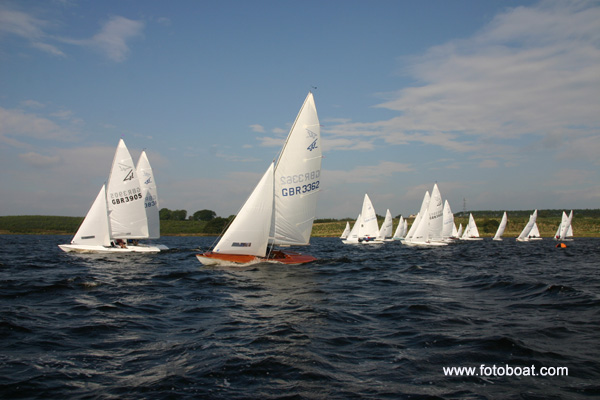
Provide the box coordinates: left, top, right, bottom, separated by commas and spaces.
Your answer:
1, 211, 599, 237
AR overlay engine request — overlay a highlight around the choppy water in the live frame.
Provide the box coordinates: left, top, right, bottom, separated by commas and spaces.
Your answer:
1, 235, 599, 399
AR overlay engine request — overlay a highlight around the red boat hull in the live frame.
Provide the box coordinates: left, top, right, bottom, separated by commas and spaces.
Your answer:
196, 250, 317, 266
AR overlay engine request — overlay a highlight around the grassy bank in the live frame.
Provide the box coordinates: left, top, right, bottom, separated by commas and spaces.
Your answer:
1, 213, 598, 237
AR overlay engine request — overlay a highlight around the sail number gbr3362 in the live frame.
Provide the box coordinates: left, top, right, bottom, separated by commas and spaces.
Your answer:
280, 169, 320, 197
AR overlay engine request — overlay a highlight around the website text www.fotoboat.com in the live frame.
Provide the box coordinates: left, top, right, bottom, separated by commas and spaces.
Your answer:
443, 364, 569, 377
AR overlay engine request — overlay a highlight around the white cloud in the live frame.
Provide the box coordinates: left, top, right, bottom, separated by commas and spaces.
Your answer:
0, 107, 79, 145
0, 6, 144, 62
325, 161, 414, 184
19, 152, 62, 168
327, 1, 600, 160
249, 124, 265, 133
478, 159, 499, 168
0, 6, 65, 56
85, 16, 145, 62
20, 100, 46, 109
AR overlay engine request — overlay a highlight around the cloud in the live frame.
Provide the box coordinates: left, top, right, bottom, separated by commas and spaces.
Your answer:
19, 152, 62, 168
327, 1, 600, 159
249, 124, 265, 133
325, 161, 414, 184
478, 159, 499, 168
88, 16, 145, 62
256, 136, 285, 148
0, 6, 65, 56
0, 6, 144, 62
0, 106, 79, 146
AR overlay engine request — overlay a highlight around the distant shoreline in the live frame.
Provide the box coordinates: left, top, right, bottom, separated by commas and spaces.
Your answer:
1, 213, 598, 238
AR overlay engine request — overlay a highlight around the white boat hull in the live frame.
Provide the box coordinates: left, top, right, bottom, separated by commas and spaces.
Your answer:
58, 243, 167, 253
402, 240, 448, 247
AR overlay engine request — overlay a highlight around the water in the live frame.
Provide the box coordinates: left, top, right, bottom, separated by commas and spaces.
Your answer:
1, 235, 599, 399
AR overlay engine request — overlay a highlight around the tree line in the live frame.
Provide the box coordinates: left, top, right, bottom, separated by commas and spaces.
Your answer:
159, 208, 233, 234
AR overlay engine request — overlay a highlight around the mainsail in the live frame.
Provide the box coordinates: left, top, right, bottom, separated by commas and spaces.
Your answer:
136, 151, 161, 239
272, 92, 322, 246
106, 139, 148, 239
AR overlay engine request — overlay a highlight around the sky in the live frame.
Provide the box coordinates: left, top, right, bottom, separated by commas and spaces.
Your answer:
1, 0, 599, 219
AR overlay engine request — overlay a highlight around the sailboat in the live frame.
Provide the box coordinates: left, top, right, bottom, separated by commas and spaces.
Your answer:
528, 223, 543, 240
340, 221, 351, 239
461, 213, 483, 240
402, 191, 430, 243
441, 200, 458, 242
403, 184, 447, 247
456, 223, 464, 238
59, 139, 168, 253
374, 209, 394, 242
342, 194, 380, 244
197, 92, 321, 265
516, 210, 538, 242
492, 212, 508, 241
554, 210, 574, 241
392, 216, 407, 240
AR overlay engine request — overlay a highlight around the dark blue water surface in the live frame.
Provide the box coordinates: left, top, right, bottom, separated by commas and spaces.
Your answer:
1, 235, 599, 399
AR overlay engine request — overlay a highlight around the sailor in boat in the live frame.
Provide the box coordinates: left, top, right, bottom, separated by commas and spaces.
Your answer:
115, 239, 127, 248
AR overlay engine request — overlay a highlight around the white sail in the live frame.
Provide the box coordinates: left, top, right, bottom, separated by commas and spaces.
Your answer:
340, 222, 351, 239
106, 139, 148, 239
393, 216, 405, 239
555, 211, 567, 239
376, 209, 393, 240
410, 208, 430, 243
358, 194, 379, 239
559, 210, 573, 240
468, 214, 480, 237
457, 223, 464, 238
517, 210, 538, 241
529, 223, 542, 239
492, 212, 508, 241
343, 214, 362, 243
441, 200, 455, 239
214, 163, 274, 256
427, 184, 444, 242
461, 213, 482, 240
69, 185, 112, 247
405, 191, 430, 240
271, 92, 321, 246
136, 151, 160, 239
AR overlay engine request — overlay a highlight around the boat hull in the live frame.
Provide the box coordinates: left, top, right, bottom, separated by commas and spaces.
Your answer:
58, 244, 167, 253
196, 250, 317, 266
402, 240, 448, 247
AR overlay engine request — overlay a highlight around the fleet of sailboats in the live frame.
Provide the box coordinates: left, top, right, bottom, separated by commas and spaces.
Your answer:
336, 193, 574, 248
55, 89, 578, 259
59, 139, 168, 253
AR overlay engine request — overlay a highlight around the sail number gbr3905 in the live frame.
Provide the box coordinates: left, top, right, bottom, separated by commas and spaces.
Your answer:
280, 170, 320, 197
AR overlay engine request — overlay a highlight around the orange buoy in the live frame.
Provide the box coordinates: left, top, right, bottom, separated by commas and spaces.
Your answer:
556, 243, 567, 248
